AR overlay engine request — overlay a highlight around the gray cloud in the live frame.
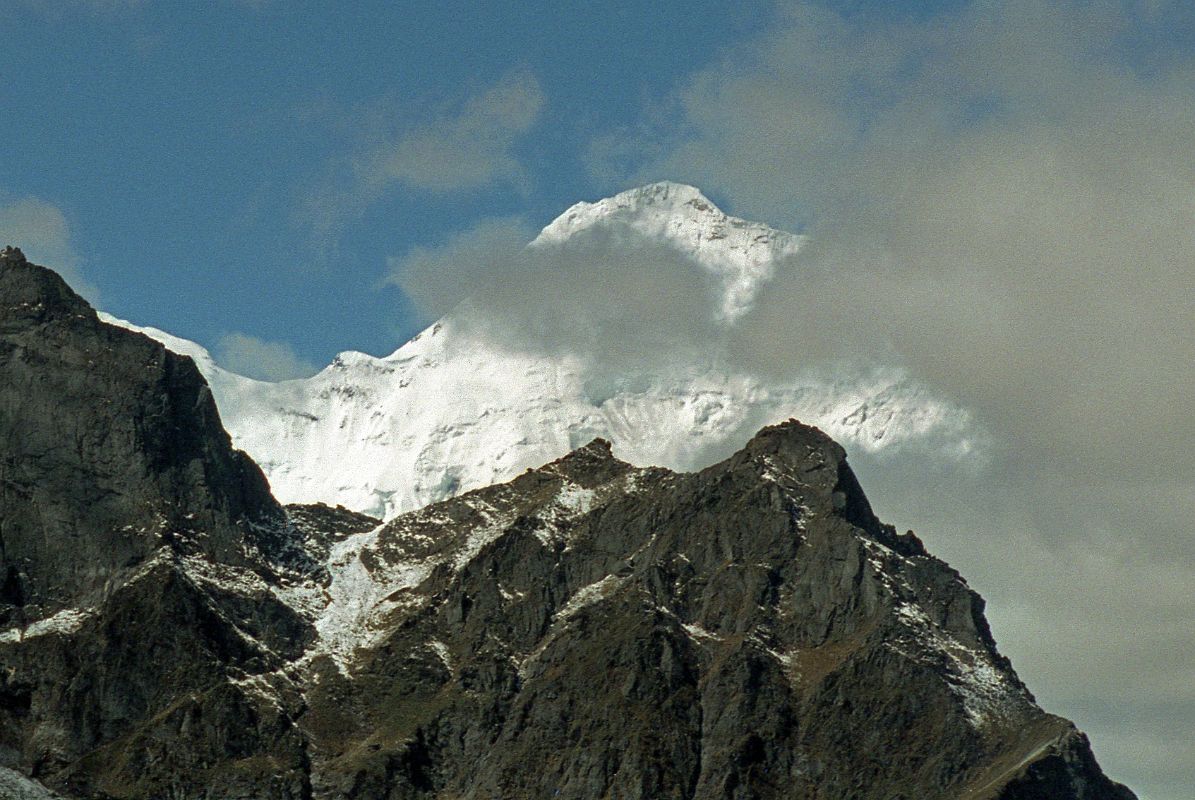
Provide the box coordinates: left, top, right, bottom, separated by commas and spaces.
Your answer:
852, 445, 1195, 800
577, 2, 1195, 795
216, 332, 318, 382
390, 220, 732, 375
393, 3, 1195, 795
387, 216, 537, 319
0, 195, 100, 305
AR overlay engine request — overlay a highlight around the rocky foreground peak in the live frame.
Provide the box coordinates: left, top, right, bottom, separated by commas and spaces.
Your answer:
0, 264, 1135, 799
0, 254, 307, 623
0, 246, 90, 324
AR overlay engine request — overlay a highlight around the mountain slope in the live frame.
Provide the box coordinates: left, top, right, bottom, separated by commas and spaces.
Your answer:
105, 183, 980, 520
0, 249, 1134, 798
0, 247, 309, 622
292, 422, 1133, 800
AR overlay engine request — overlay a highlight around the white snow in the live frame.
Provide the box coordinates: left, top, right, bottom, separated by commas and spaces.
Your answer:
306, 522, 431, 669
766, 646, 797, 670
516, 572, 630, 680
102, 182, 981, 521
0, 606, 96, 644
271, 493, 529, 671
0, 548, 176, 645
497, 584, 525, 602
555, 574, 626, 622
532, 471, 645, 547
427, 639, 452, 670
550, 482, 596, 516
682, 622, 724, 642
851, 538, 1020, 729
227, 672, 288, 714
535, 181, 798, 324
890, 600, 1021, 728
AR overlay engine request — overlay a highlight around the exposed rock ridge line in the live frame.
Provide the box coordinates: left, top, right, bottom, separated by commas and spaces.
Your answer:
0, 249, 314, 627
0, 253, 1135, 799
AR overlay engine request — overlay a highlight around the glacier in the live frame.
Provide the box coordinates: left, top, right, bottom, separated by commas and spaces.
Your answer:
102, 182, 981, 519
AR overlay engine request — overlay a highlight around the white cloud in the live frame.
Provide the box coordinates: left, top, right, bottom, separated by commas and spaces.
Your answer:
215, 332, 318, 382
303, 69, 544, 259
362, 68, 543, 194
0, 195, 99, 304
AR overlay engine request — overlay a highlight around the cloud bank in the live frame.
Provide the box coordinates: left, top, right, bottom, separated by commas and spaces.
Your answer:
389, 220, 734, 374
592, 3, 1194, 796
393, 4, 1195, 796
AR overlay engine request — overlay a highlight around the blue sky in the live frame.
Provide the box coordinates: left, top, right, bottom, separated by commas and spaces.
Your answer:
6, 1, 1190, 373
4, 5, 1195, 796
2, 0, 784, 367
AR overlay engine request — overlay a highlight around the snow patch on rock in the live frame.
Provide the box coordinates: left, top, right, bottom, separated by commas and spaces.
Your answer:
890, 602, 1021, 728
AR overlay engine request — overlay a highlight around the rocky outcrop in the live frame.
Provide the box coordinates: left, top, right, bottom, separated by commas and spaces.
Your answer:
293, 423, 1134, 800
0, 254, 1134, 799
286, 503, 381, 565
0, 250, 315, 798
0, 248, 310, 624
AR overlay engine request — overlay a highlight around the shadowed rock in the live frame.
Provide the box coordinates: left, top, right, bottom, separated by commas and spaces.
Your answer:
0, 256, 1135, 799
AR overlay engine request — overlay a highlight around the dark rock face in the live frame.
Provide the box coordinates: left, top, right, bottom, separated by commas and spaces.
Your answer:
0, 250, 315, 798
296, 427, 1134, 800
0, 253, 1136, 799
0, 249, 308, 624
287, 503, 381, 565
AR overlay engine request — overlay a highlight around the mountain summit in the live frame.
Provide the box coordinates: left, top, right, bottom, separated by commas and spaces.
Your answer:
0, 254, 1135, 797
105, 185, 979, 520
534, 182, 800, 323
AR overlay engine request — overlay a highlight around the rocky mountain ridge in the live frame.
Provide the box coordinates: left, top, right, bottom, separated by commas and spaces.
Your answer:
0, 247, 1135, 799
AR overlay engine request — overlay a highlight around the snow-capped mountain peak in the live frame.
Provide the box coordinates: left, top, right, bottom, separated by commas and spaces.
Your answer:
103, 184, 980, 520
536, 182, 722, 237
535, 182, 802, 324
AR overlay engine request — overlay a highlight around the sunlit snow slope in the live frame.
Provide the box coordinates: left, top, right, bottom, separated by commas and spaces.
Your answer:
104, 183, 980, 519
